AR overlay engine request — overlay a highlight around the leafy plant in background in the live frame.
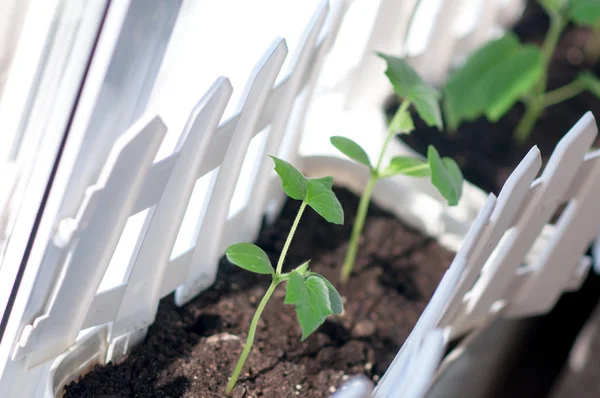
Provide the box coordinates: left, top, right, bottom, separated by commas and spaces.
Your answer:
443, 0, 600, 143
332, 54, 463, 284
225, 156, 344, 394
578, 0, 600, 62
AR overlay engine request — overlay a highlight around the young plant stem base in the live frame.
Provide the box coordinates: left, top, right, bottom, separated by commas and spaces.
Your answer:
515, 101, 543, 143
225, 202, 306, 394
226, 280, 279, 393
341, 174, 377, 283
341, 100, 411, 283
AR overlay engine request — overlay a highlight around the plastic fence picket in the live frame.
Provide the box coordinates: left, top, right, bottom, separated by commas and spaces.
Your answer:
464, 113, 597, 327
13, 114, 167, 366
108, 78, 233, 359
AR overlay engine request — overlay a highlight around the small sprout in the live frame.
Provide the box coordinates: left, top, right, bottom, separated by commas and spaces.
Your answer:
332, 55, 463, 283
225, 156, 344, 394
443, 0, 600, 142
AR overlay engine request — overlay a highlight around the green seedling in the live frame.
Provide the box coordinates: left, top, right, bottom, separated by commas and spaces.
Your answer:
332, 54, 463, 284
225, 156, 344, 394
443, 0, 600, 143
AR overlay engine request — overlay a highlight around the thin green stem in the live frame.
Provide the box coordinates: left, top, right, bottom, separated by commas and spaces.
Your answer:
542, 81, 584, 107
341, 173, 377, 283
227, 201, 306, 393
377, 100, 411, 170
275, 201, 307, 275
515, 102, 543, 144
226, 279, 280, 394
515, 12, 566, 143
341, 99, 412, 283
537, 12, 565, 95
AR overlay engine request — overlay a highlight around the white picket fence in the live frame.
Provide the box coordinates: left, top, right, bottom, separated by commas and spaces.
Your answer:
7, 0, 591, 397
373, 112, 600, 397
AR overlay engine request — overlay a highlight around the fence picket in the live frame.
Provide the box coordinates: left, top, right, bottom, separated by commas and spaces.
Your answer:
439, 147, 542, 330
408, 0, 468, 85
506, 115, 599, 317
376, 192, 496, 397
236, 2, 330, 246
174, 39, 288, 305
107, 79, 232, 357
462, 113, 597, 327
12, 114, 166, 367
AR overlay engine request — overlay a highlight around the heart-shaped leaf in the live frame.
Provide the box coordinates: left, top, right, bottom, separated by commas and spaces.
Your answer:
427, 146, 463, 206
569, 0, 600, 26
311, 273, 343, 315
226, 243, 273, 275
330, 136, 372, 168
270, 156, 306, 201
443, 34, 521, 130
482, 45, 544, 121
378, 53, 442, 128
443, 34, 543, 129
285, 272, 334, 340
382, 156, 430, 177
306, 177, 344, 225
540, 0, 569, 14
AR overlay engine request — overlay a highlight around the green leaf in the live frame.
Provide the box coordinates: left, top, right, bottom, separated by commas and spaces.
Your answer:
330, 136, 372, 168
427, 146, 463, 206
382, 156, 431, 177
578, 71, 600, 98
378, 53, 442, 128
483, 46, 544, 121
285, 272, 333, 340
305, 177, 344, 225
225, 243, 274, 275
311, 273, 343, 315
270, 156, 306, 201
540, 0, 568, 14
443, 34, 521, 130
294, 260, 310, 275
442, 34, 543, 128
569, 0, 600, 26
285, 271, 308, 305
389, 103, 415, 134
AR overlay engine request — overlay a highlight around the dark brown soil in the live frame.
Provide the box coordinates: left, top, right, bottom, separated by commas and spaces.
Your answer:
385, 2, 600, 397
63, 188, 454, 397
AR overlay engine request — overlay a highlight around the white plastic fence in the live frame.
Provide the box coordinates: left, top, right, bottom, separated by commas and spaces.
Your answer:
0, 0, 570, 397
374, 113, 600, 397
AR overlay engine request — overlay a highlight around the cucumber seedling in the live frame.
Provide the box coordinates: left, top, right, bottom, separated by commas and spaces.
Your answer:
332, 54, 463, 284
224, 156, 344, 394
443, 0, 600, 143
